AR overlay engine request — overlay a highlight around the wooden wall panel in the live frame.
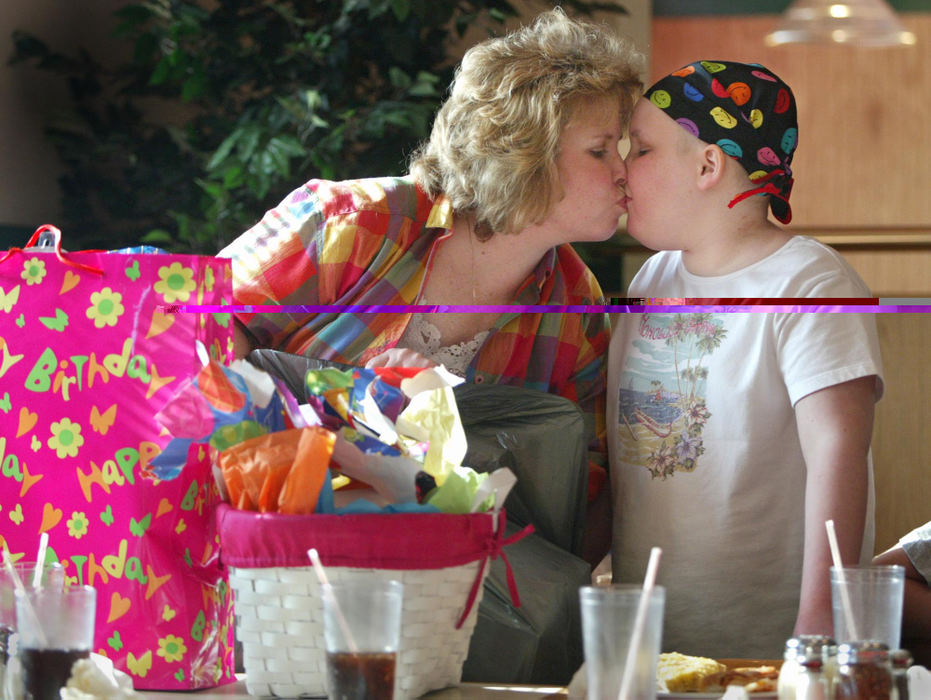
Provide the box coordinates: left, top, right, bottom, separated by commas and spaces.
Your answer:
836, 248, 931, 297
650, 14, 931, 229
872, 313, 931, 552
619, 243, 931, 297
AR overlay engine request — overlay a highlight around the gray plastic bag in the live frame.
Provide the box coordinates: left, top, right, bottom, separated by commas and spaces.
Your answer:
454, 384, 590, 685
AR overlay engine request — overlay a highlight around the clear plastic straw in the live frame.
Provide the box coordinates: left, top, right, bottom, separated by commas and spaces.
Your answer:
31, 533, 49, 589
307, 548, 358, 653
617, 546, 662, 700
825, 519, 859, 641
2, 550, 48, 647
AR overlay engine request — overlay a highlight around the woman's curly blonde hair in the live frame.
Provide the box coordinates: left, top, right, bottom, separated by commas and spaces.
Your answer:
409, 7, 644, 238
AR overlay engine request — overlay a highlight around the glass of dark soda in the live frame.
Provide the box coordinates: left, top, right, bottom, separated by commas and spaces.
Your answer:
15, 584, 96, 700
322, 577, 403, 700
1, 562, 65, 689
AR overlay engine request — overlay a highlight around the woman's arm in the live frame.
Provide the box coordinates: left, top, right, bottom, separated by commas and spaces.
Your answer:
792, 375, 877, 636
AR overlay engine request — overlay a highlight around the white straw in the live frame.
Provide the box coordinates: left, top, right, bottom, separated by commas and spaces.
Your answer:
2, 550, 48, 647
825, 519, 859, 641
617, 546, 662, 700
32, 533, 49, 589
307, 548, 358, 653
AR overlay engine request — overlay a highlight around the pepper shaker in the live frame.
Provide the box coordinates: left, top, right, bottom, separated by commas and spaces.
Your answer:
890, 649, 912, 700
835, 641, 894, 700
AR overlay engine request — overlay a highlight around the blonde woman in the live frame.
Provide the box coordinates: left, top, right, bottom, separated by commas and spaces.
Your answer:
221, 8, 644, 564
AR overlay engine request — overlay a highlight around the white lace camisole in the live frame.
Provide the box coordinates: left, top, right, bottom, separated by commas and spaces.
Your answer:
397, 313, 490, 378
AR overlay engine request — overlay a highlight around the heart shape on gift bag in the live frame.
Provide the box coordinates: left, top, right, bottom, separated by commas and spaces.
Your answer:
40, 502, 63, 532
156, 498, 173, 518
16, 406, 37, 437
108, 592, 131, 623
146, 309, 175, 340
60, 270, 81, 294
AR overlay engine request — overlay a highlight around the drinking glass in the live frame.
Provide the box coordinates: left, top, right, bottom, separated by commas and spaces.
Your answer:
322, 578, 403, 700
15, 584, 96, 700
0, 562, 65, 687
830, 565, 905, 649
579, 584, 665, 700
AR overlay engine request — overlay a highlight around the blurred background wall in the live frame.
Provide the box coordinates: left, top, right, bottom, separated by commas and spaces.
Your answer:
0, 0, 127, 234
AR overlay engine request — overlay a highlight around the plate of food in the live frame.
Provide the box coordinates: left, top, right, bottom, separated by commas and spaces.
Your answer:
656, 652, 780, 699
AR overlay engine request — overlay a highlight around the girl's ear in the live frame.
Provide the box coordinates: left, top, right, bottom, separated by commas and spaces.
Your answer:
696, 143, 727, 191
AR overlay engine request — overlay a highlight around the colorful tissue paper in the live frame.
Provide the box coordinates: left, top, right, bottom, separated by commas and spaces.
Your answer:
150, 357, 289, 480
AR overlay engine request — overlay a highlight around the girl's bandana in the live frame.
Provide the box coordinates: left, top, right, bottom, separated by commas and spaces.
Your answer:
645, 60, 798, 224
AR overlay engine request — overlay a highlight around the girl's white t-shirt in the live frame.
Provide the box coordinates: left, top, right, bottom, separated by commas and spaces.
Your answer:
608, 236, 884, 658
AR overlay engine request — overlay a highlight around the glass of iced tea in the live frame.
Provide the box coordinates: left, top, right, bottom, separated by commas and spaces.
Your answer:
15, 584, 96, 700
322, 577, 403, 700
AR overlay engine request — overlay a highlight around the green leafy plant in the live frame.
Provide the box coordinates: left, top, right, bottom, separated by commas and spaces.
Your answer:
9, 0, 626, 254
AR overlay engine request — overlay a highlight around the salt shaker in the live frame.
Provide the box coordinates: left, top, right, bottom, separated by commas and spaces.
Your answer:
796, 648, 832, 700
779, 637, 803, 699
835, 641, 894, 700
779, 635, 837, 700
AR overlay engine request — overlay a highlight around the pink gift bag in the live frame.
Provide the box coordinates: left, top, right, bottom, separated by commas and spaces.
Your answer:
0, 226, 236, 689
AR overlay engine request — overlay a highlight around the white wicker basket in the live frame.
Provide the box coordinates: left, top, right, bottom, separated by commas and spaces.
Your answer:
216, 505, 522, 699
230, 561, 487, 699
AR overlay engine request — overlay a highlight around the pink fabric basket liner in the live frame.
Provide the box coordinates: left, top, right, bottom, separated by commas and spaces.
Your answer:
216, 503, 513, 570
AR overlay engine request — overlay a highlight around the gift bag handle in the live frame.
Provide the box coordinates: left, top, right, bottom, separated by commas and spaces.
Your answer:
0, 224, 104, 275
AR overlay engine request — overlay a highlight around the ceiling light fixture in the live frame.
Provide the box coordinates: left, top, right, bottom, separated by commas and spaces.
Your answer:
765, 0, 917, 47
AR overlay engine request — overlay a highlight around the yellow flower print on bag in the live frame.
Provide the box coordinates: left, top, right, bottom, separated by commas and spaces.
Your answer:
157, 634, 188, 663
67, 511, 89, 539
86, 287, 125, 328
154, 262, 196, 303
21, 257, 46, 286
47, 417, 85, 458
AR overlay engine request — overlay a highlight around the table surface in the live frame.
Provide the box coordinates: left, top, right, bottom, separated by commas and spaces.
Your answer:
141, 660, 784, 698
142, 677, 568, 699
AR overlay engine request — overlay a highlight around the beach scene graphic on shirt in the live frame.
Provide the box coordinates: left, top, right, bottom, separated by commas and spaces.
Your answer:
616, 313, 727, 479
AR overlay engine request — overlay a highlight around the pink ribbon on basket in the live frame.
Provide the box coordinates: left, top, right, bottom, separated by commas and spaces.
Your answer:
0, 224, 104, 275
455, 520, 535, 629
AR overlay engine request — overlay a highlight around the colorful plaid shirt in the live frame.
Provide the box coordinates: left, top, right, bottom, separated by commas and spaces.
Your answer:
220, 176, 608, 475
